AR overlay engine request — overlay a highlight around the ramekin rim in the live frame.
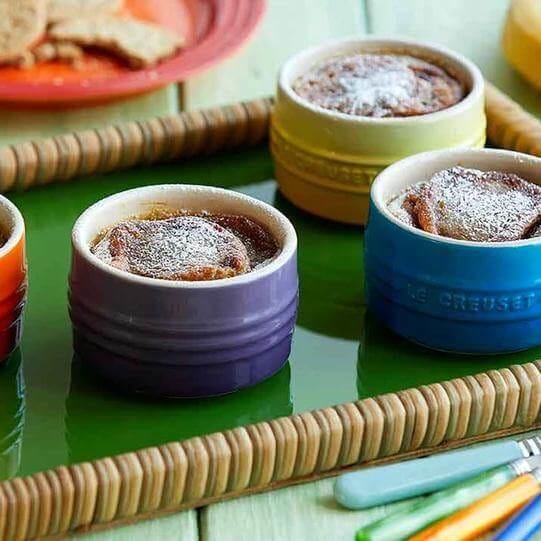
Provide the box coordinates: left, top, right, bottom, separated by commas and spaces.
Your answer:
371, 148, 541, 248
278, 35, 485, 126
72, 184, 298, 289
0, 196, 25, 259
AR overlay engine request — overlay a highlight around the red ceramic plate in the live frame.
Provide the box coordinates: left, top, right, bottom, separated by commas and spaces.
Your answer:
0, 0, 266, 106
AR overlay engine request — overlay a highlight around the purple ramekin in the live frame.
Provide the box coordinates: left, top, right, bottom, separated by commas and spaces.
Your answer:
68, 185, 298, 397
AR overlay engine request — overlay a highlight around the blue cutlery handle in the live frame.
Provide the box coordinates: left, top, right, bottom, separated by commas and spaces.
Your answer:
493, 494, 541, 541
334, 440, 521, 509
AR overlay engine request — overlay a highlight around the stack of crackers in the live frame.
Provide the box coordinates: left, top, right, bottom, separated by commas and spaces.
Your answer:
0, 0, 184, 70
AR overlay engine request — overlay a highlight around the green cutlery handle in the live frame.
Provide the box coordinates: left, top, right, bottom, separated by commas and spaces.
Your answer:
356, 465, 515, 541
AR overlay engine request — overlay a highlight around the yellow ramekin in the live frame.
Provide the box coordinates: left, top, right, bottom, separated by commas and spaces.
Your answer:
271, 37, 486, 224
502, 0, 541, 90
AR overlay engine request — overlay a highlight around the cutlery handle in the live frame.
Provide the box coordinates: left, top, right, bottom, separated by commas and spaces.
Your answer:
411, 472, 541, 541
355, 465, 516, 541
335, 440, 521, 509
493, 493, 541, 541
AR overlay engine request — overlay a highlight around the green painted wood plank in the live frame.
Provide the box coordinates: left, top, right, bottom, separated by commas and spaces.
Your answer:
74, 512, 198, 541
183, 0, 366, 110
200, 478, 419, 541
0, 85, 178, 147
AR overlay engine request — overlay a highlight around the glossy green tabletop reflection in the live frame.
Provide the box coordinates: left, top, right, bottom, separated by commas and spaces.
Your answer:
2, 146, 539, 482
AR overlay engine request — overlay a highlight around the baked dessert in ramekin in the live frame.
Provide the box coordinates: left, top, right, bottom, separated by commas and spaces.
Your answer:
0, 196, 26, 363
69, 185, 298, 397
365, 148, 541, 354
271, 37, 486, 225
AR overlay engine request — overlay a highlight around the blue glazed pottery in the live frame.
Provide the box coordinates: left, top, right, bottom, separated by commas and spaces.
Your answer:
365, 148, 541, 354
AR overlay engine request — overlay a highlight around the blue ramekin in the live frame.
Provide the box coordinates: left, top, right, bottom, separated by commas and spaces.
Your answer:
365, 148, 541, 354
69, 185, 298, 397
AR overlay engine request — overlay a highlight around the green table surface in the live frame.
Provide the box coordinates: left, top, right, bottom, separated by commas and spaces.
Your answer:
2, 0, 541, 540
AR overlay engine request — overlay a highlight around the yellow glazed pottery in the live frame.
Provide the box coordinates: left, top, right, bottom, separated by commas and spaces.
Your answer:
271, 38, 486, 224
502, 0, 541, 90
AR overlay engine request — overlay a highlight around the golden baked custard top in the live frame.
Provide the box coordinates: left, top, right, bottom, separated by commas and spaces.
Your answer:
388, 166, 541, 242
293, 53, 464, 118
92, 211, 279, 281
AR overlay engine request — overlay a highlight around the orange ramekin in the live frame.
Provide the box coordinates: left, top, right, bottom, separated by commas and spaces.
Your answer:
0, 196, 26, 363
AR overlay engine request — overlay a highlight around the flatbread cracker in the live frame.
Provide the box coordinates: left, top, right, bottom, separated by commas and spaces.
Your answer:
50, 15, 183, 68
34, 41, 83, 64
0, 0, 47, 63
47, 0, 124, 23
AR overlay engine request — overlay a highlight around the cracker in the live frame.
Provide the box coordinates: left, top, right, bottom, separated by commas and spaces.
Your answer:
47, 0, 124, 23
34, 41, 83, 64
49, 15, 183, 68
8, 40, 84, 69
0, 0, 47, 63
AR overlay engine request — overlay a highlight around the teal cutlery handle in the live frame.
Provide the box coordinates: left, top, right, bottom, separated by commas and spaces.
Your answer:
335, 440, 521, 509
356, 465, 515, 541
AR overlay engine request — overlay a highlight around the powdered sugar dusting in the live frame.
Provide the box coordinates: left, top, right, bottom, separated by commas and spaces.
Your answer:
92, 213, 279, 281
388, 166, 541, 242
210, 214, 279, 269
388, 192, 415, 226
293, 53, 464, 118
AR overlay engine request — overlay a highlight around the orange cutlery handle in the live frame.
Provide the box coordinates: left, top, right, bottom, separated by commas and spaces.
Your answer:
410, 473, 541, 541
